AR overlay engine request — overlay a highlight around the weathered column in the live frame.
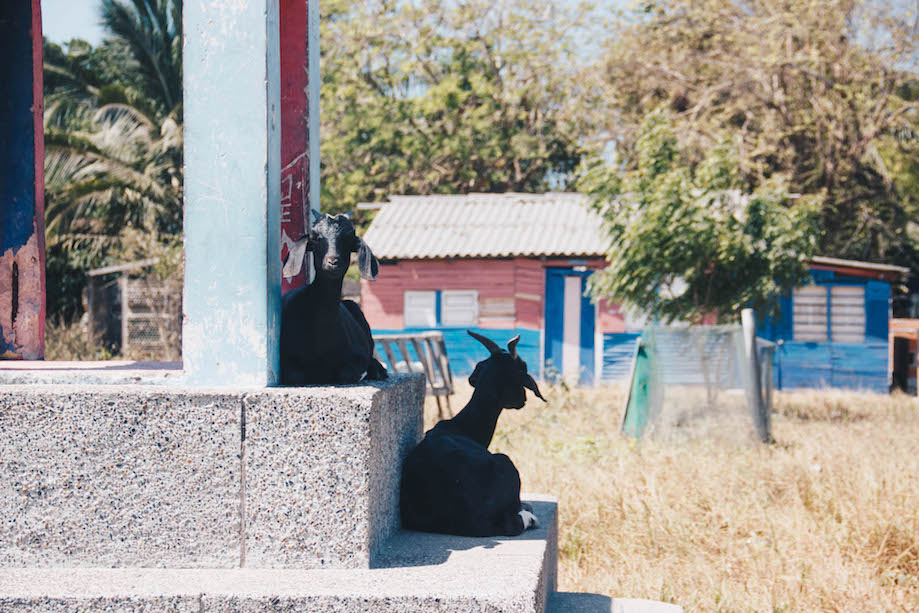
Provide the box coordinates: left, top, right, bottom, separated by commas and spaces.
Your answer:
182, 0, 282, 385
280, 0, 321, 292
0, 0, 45, 360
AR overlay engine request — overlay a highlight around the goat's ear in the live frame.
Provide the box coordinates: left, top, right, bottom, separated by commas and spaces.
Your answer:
282, 236, 311, 279
354, 236, 379, 281
522, 373, 546, 402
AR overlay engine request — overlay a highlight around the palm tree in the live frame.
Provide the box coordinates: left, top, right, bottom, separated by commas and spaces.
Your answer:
100, 0, 182, 117
44, 0, 183, 265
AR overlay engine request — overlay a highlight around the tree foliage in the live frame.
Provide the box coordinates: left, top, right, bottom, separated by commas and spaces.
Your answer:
320, 0, 596, 213
580, 113, 820, 324
42, 0, 183, 320
593, 0, 919, 268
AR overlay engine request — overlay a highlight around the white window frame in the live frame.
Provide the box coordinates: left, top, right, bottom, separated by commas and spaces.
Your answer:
404, 290, 437, 328
441, 290, 479, 327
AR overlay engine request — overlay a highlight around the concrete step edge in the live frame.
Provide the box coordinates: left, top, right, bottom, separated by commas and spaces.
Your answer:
1, 497, 558, 613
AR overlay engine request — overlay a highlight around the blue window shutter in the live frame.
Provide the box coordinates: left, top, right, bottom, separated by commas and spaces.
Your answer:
865, 281, 889, 341
773, 293, 793, 340
544, 270, 565, 373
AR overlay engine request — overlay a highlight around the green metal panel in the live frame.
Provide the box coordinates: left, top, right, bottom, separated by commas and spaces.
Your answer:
621, 341, 651, 438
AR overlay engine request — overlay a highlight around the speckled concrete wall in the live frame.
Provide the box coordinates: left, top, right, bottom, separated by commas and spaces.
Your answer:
0, 375, 424, 569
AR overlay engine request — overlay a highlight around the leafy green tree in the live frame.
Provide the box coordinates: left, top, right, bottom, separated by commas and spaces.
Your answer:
580, 113, 820, 324
320, 0, 597, 213
591, 0, 919, 269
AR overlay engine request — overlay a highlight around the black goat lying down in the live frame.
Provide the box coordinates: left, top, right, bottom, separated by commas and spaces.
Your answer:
400, 331, 546, 537
280, 212, 387, 385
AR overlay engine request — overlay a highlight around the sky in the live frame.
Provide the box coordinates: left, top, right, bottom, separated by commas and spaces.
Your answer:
40, 0, 631, 46
42, 0, 107, 45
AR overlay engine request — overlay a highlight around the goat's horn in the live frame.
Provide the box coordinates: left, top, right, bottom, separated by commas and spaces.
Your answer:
507, 335, 520, 358
310, 208, 323, 224
467, 330, 501, 355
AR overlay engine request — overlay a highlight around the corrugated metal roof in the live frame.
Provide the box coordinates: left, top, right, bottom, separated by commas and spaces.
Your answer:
809, 255, 910, 278
362, 193, 610, 260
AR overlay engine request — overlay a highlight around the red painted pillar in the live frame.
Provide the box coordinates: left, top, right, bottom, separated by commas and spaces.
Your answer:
0, 0, 46, 360
279, 0, 319, 293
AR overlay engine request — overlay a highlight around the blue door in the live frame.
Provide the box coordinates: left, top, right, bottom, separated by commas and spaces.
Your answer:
544, 268, 595, 384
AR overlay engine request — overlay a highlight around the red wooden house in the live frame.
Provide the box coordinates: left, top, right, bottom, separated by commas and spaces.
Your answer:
361, 193, 635, 383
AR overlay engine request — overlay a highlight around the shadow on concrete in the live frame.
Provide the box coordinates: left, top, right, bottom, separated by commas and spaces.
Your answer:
549, 592, 684, 613
372, 499, 554, 569
550, 593, 613, 613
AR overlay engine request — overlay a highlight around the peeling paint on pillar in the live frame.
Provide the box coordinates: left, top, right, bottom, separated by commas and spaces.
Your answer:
0, 0, 46, 360
280, 0, 320, 293
182, 0, 282, 386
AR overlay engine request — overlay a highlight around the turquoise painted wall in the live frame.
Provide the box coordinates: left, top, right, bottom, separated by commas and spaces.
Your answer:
372, 327, 540, 378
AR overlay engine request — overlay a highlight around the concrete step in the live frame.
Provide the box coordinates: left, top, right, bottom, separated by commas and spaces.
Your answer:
0, 497, 557, 613
548, 592, 683, 613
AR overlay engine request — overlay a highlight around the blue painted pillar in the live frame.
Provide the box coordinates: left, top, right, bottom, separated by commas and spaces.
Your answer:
182, 0, 282, 386
0, 0, 45, 360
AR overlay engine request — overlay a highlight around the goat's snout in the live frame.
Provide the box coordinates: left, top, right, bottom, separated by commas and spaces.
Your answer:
324, 255, 340, 267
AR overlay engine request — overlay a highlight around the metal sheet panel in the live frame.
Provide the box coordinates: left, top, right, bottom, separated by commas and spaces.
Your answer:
363, 193, 610, 260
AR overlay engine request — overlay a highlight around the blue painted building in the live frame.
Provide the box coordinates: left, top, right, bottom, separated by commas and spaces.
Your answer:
757, 256, 908, 393
599, 257, 909, 392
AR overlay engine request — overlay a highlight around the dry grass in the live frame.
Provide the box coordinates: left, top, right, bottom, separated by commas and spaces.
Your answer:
44, 317, 179, 362
43, 318, 114, 361
425, 383, 919, 612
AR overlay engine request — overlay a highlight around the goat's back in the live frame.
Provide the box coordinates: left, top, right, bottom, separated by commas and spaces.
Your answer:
400, 424, 524, 537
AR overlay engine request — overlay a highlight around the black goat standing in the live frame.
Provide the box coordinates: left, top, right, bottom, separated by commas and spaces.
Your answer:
280, 212, 387, 385
400, 331, 545, 537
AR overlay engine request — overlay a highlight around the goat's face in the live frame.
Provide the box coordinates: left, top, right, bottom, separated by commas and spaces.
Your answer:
283, 213, 379, 282
312, 215, 358, 279
467, 331, 545, 409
